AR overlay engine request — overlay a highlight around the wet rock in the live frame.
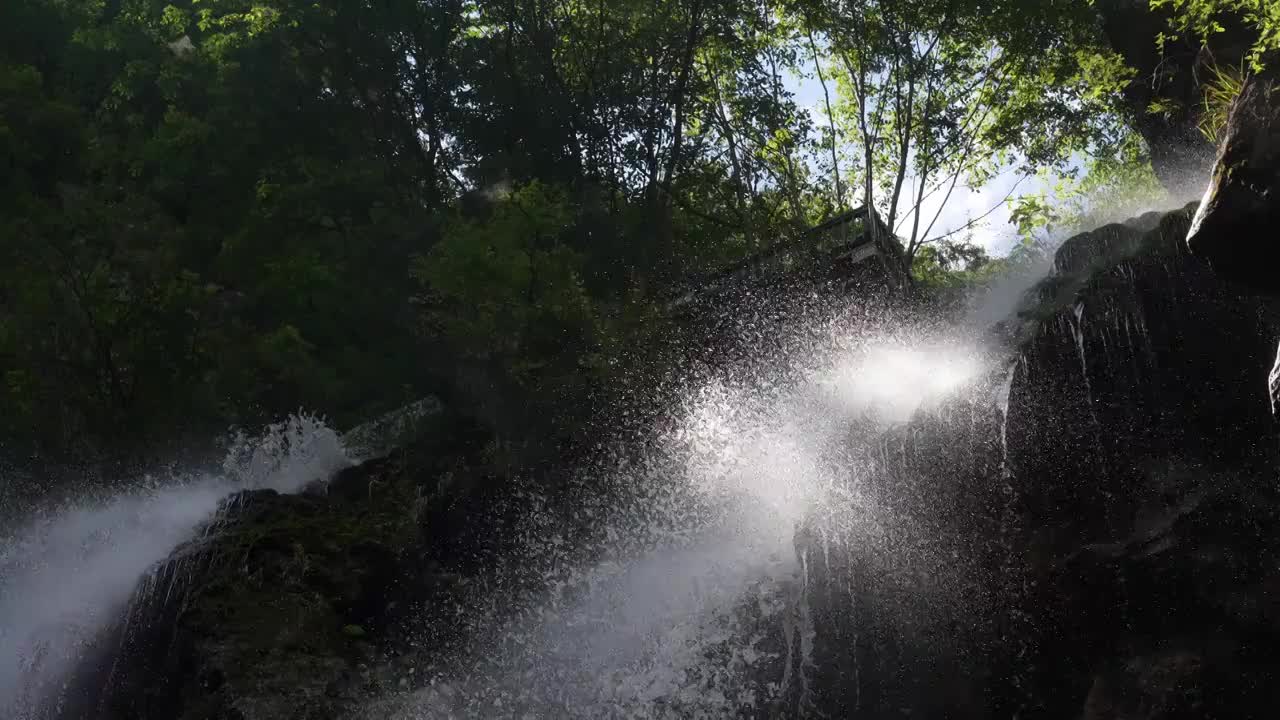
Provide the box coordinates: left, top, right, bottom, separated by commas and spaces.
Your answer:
1187, 65, 1280, 292
1082, 651, 1205, 720
56, 455, 444, 720
1093, 0, 1280, 194
1269, 342, 1280, 415
1092, 0, 1249, 195
1004, 202, 1280, 717
803, 200, 1280, 719
799, 355, 1016, 716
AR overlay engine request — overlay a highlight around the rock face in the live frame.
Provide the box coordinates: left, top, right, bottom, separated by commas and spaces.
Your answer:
800, 379, 1014, 717
1092, 0, 1265, 195
1005, 204, 1280, 717
1094, 0, 1218, 194
800, 202, 1280, 718
48, 404, 580, 720
1187, 65, 1280, 292
54, 454, 475, 720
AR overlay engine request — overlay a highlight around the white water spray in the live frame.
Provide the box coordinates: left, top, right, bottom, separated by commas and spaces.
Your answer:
379, 305, 989, 718
0, 413, 350, 718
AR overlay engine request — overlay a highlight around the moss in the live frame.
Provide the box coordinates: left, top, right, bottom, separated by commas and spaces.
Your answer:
133, 456, 433, 719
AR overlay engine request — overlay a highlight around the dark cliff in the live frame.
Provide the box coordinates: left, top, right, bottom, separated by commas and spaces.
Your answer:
1186, 63, 1280, 292
1006, 204, 1280, 717
801, 202, 1280, 718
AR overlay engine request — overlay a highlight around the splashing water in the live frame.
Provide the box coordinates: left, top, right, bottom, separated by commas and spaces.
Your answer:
379, 314, 989, 718
0, 413, 350, 718
819, 338, 983, 425
0, 318, 994, 720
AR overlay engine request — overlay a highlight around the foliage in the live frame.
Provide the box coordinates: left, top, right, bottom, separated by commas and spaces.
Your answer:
1197, 61, 1248, 142
0, 0, 442, 454
1006, 132, 1166, 251
1152, 0, 1280, 71
412, 182, 602, 441
911, 240, 994, 291
0, 0, 1235, 463
777, 0, 1139, 267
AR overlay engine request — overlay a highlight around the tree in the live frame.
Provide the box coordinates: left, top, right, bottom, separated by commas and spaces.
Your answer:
1152, 0, 1280, 71
0, 0, 462, 454
0, 0, 1234, 463
782, 0, 1138, 266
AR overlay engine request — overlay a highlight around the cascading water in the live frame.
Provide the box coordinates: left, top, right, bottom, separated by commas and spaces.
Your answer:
6, 198, 1239, 719
368, 204, 1161, 717
369, 293, 994, 718
0, 414, 351, 719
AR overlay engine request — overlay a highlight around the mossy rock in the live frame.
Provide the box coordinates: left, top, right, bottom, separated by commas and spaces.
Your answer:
86, 455, 440, 720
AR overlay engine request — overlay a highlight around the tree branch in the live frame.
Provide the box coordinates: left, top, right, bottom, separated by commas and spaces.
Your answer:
915, 171, 1031, 250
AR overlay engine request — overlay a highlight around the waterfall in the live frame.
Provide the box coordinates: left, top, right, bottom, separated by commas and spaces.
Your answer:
11, 201, 1272, 719
0, 414, 351, 719
370, 295, 995, 718
372, 209, 1218, 719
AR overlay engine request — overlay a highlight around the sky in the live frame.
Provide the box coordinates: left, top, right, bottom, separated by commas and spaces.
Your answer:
784, 71, 1061, 256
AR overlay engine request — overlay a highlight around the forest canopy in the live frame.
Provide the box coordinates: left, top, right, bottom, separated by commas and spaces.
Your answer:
0, 0, 1271, 460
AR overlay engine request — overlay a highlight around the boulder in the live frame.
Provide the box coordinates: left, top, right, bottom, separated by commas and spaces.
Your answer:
58, 455, 461, 720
